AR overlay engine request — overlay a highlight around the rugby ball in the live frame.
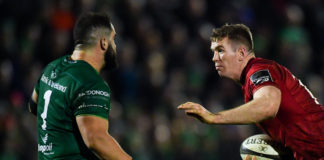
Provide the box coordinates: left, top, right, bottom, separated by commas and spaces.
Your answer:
240, 134, 282, 160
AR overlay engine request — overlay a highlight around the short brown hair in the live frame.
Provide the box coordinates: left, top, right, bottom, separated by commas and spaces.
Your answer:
211, 24, 253, 52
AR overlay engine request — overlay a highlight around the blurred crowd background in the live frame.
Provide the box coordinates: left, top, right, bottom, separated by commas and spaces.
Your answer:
1, 0, 324, 159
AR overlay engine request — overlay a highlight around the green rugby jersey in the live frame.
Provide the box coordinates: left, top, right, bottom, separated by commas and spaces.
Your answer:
34, 55, 111, 159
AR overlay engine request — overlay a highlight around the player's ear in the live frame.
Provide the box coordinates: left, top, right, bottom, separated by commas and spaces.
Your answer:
238, 46, 246, 61
100, 37, 108, 51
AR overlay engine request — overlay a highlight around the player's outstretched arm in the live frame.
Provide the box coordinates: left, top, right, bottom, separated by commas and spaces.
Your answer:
178, 85, 281, 124
178, 102, 215, 124
76, 115, 132, 160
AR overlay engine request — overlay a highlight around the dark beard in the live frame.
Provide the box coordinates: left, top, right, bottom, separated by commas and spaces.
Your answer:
103, 45, 119, 71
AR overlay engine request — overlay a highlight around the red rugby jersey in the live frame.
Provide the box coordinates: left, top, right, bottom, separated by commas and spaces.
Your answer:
240, 58, 324, 160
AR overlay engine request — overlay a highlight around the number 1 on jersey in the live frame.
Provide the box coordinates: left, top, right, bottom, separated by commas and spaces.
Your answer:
41, 90, 52, 130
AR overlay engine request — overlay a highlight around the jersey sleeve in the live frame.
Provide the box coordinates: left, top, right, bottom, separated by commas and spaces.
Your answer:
246, 64, 281, 94
71, 82, 111, 120
29, 75, 42, 115
34, 75, 41, 94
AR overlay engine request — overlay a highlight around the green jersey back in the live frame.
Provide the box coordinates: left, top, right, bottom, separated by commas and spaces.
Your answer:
34, 55, 111, 159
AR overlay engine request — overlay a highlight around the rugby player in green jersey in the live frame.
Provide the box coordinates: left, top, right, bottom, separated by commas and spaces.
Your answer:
28, 12, 132, 160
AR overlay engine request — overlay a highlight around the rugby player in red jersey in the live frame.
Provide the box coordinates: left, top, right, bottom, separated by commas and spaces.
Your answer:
178, 24, 324, 160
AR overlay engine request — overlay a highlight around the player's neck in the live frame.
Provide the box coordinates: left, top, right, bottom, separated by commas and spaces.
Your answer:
71, 49, 103, 73
237, 54, 255, 84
